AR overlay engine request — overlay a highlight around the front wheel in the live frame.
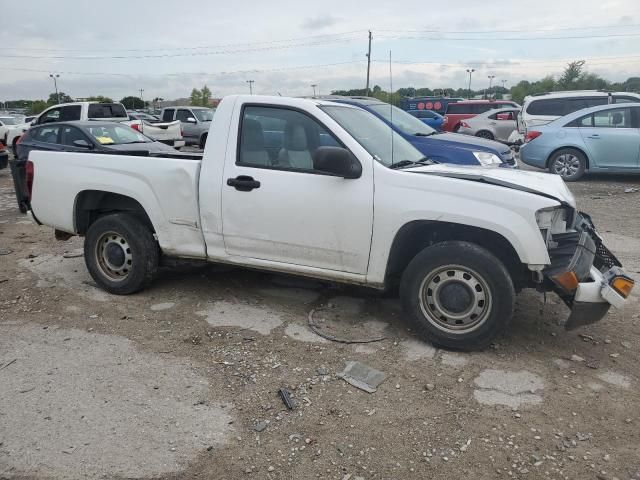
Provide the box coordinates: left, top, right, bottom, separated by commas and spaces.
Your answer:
84, 213, 158, 294
400, 241, 515, 351
548, 148, 586, 181
475, 130, 494, 140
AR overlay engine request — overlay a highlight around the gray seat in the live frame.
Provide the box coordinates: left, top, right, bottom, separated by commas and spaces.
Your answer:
240, 118, 269, 166
277, 124, 313, 170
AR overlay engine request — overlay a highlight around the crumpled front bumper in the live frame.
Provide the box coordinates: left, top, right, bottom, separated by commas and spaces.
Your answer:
543, 213, 634, 330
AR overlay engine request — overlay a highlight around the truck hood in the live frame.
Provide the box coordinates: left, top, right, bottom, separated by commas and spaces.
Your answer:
406, 164, 576, 206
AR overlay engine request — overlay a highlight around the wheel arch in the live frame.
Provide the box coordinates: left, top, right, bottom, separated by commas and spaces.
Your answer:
74, 190, 155, 235
546, 145, 590, 170
385, 220, 528, 291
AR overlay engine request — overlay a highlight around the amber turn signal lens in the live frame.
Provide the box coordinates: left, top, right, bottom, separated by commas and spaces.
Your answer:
552, 271, 579, 291
611, 277, 634, 299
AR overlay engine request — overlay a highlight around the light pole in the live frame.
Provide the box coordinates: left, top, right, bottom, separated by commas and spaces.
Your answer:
501, 79, 508, 98
139, 89, 144, 108
246, 80, 254, 95
311, 84, 318, 97
487, 75, 495, 99
466, 69, 475, 100
49, 74, 60, 104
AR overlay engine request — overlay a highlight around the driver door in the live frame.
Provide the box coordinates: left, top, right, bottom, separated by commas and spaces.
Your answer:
221, 105, 374, 274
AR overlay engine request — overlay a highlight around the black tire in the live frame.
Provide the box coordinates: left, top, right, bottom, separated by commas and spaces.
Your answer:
199, 133, 208, 150
475, 130, 494, 140
548, 148, 586, 181
452, 123, 462, 132
84, 213, 158, 294
400, 241, 515, 351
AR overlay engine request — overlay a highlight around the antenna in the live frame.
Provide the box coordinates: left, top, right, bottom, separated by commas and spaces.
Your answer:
389, 50, 394, 166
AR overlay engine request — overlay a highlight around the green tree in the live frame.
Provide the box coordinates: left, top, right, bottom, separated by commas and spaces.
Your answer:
120, 96, 145, 109
86, 95, 113, 103
201, 85, 212, 106
190, 88, 203, 106
557, 60, 585, 90
27, 100, 49, 116
47, 92, 73, 105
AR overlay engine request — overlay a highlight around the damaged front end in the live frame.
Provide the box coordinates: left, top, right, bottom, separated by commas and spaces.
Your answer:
538, 209, 634, 329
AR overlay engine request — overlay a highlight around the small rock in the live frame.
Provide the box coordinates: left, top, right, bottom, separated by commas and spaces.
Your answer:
254, 420, 268, 432
267, 466, 275, 472
604, 339, 612, 344
609, 353, 620, 358
425, 383, 435, 391
604, 454, 610, 461
621, 341, 631, 349
457, 377, 463, 383
514, 413, 521, 418
395, 384, 400, 389
570, 354, 584, 362
316, 367, 329, 376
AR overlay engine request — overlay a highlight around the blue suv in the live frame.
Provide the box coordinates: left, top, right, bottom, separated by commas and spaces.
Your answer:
329, 97, 516, 168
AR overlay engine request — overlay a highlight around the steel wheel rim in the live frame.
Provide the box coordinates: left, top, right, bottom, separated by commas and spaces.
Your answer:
478, 131, 493, 139
95, 231, 133, 281
553, 154, 580, 177
418, 265, 492, 333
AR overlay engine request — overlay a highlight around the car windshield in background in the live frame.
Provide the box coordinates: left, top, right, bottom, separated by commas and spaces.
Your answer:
193, 109, 215, 122
0, 117, 20, 125
321, 105, 425, 168
86, 125, 151, 145
367, 104, 436, 136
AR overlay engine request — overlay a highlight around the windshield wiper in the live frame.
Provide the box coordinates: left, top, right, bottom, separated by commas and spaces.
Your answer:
414, 132, 437, 137
120, 141, 151, 144
389, 157, 436, 169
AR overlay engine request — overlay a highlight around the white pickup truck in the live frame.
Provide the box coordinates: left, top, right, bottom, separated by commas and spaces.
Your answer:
26, 95, 634, 350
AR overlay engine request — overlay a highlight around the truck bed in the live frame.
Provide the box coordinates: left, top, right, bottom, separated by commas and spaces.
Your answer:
29, 150, 206, 258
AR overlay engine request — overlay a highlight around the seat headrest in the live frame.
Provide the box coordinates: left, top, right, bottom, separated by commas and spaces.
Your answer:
285, 124, 308, 151
242, 118, 265, 151
611, 112, 623, 126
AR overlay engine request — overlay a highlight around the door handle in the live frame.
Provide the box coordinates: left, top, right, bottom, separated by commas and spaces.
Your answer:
588, 134, 600, 139
227, 175, 261, 192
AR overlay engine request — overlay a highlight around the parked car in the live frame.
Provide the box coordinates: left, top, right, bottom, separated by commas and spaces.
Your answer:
443, 100, 520, 132
407, 109, 444, 130
400, 96, 464, 115
127, 111, 161, 123
520, 103, 640, 181
330, 97, 516, 167
457, 107, 520, 143
0, 116, 23, 145
12, 121, 181, 212
26, 95, 632, 350
518, 90, 640, 134
161, 106, 215, 149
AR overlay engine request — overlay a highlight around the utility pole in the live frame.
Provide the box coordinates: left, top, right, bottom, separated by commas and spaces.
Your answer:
501, 79, 508, 98
466, 69, 475, 100
246, 80, 254, 95
311, 84, 318, 97
487, 75, 495, 99
139, 89, 144, 108
365, 30, 372, 97
49, 74, 60, 103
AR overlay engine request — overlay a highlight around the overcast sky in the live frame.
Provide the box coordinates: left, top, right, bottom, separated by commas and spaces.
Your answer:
1, 0, 639, 101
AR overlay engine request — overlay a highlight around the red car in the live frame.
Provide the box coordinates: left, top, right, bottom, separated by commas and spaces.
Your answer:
442, 100, 520, 132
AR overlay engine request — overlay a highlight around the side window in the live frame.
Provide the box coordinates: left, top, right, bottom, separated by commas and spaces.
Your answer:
613, 96, 638, 104
584, 97, 608, 108
39, 108, 61, 124
577, 114, 593, 127
33, 126, 60, 143
60, 105, 82, 121
176, 109, 193, 122
238, 106, 340, 171
592, 108, 632, 128
526, 99, 566, 116
162, 109, 175, 121
60, 126, 88, 146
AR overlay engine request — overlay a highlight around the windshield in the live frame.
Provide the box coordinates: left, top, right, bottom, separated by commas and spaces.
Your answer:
0, 117, 20, 126
86, 125, 152, 145
193, 109, 215, 122
367, 104, 436, 136
321, 105, 425, 168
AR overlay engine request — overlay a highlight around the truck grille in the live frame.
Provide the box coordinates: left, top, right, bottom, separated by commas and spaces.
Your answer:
594, 241, 622, 270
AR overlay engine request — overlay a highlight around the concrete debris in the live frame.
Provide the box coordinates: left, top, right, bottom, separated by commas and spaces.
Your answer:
337, 361, 387, 393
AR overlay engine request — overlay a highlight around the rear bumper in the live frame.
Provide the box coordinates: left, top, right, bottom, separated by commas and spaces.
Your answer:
544, 214, 633, 329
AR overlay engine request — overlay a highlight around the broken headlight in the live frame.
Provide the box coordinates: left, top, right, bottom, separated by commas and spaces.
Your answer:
536, 206, 573, 248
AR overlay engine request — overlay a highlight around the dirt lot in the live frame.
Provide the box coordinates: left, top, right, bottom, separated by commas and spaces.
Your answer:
0, 161, 639, 480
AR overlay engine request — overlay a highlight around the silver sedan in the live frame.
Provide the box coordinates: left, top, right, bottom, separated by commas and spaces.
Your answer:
457, 107, 520, 143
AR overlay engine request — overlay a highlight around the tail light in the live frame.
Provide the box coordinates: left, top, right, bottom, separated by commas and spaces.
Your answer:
130, 122, 141, 132
525, 131, 542, 143
26, 160, 34, 199
460, 121, 470, 128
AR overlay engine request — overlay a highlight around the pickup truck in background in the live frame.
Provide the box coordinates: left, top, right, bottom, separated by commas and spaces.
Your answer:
26, 95, 634, 350
32, 102, 184, 148
161, 106, 214, 149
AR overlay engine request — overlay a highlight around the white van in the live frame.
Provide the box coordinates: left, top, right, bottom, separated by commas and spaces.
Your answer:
517, 90, 640, 133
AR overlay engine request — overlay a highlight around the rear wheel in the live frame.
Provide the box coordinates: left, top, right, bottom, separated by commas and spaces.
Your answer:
475, 130, 494, 140
84, 213, 158, 294
400, 241, 515, 351
548, 148, 586, 181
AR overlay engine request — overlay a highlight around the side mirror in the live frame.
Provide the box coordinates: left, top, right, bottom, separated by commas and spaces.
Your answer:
73, 139, 93, 149
313, 146, 362, 179
30, 120, 37, 126
186, 117, 197, 123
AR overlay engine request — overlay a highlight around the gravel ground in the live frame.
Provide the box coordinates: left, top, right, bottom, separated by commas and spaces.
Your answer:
0, 159, 639, 480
